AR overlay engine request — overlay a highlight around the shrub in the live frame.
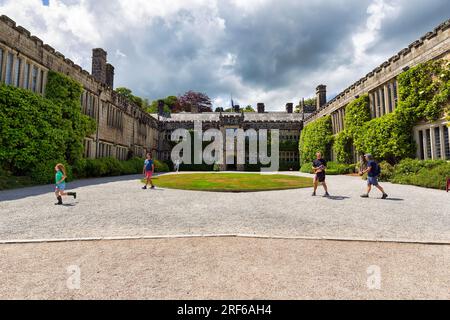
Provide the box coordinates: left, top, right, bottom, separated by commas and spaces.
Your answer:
390, 160, 450, 190
378, 161, 395, 182
31, 159, 73, 185
154, 160, 170, 173
300, 161, 354, 175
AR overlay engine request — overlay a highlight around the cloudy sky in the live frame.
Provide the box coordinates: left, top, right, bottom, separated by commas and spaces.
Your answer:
0, 0, 448, 110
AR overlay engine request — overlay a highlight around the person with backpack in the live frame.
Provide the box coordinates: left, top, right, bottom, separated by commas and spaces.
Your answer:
142, 153, 155, 190
359, 154, 388, 199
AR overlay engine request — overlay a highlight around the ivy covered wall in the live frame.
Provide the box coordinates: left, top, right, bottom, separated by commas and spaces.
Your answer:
300, 59, 450, 165
0, 71, 96, 180
298, 115, 333, 165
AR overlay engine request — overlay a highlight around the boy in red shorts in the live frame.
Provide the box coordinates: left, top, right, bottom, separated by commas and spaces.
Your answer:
142, 153, 155, 190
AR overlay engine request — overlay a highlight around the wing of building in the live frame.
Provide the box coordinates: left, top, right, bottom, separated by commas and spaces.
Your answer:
306, 19, 450, 162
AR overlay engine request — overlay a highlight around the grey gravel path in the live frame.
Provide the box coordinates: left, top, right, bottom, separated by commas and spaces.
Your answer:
1, 237, 449, 299
0, 172, 449, 242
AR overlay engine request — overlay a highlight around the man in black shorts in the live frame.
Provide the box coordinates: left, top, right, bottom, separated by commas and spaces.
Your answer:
312, 151, 330, 197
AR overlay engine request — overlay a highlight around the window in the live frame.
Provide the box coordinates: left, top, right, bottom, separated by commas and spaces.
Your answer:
0, 48, 3, 80
23, 63, 30, 89
31, 66, 38, 92
40, 70, 44, 93
434, 127, 441, 159
418, 130, 424, 160
425, 129, 432, 159
444, 126, 450, 160
393, 81, 398, 104
5, 52, 13, 85
387, 83, 393, 113
14, 58, 22, 87
375, 90, 381, 117
84, 139, 92, 158
380, 88, 385, 114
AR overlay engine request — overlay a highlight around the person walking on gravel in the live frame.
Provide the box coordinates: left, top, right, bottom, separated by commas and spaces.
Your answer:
312, 151, 330, 197
54, 163, 76, 205
359, 154, 388, 199
142, 153, 155, 190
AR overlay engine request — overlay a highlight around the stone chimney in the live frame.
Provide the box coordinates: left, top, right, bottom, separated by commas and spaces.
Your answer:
106, 63, 115, 88
285, 103, 293, 114
257, 103, 265, 113
191, 105, 199, 113
158, 100, 165, 115
233, 104, 240, 112
316, 85, 327, 109
92, 48, 107, 84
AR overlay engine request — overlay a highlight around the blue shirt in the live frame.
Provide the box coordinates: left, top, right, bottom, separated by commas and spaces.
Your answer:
144, 159, 154, 172
367, 160, 379, 177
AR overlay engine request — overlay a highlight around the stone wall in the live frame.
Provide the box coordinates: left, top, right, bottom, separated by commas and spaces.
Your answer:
0, 15, 159, 160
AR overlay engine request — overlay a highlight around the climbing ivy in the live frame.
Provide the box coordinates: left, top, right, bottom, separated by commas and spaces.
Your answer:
344, 95, 371, 136
299, 115, 333, 165
0, 71, 96, 177
333, 130, 353, 164
45, 71, 97, 164
300, 59, 450, 165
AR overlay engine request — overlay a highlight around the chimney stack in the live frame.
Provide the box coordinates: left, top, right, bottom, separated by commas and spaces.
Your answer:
106, 63, 115, 88
316, 85, 327, 109
92, 48, 115, 88
257, 103, 265, 113
285, 102, 293, 114
191, 105, 199, 113
158, 100, 165, 115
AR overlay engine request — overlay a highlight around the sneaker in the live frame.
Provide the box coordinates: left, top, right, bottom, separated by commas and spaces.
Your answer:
382, 193, 388, 199
151, 186, 155, 189
312, 192, 316, 197
142, 186, 147, 190
323, 192, 330, 197
360, 194, 369, 198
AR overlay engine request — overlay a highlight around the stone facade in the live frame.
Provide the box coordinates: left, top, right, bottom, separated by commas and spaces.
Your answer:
154, 111, 304, 170
0, 15, 159, 161
0, 15, 305, 170
305, 19, 450, 162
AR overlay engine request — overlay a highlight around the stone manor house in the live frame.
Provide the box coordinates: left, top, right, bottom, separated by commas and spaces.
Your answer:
0, 15, 449, 169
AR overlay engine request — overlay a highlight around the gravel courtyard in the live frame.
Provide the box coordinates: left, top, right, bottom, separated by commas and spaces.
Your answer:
1, 237, 449, 300
0, 172, 449, 243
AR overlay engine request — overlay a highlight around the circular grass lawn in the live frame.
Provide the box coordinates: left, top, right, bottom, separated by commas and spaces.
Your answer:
150, 173, 313, 192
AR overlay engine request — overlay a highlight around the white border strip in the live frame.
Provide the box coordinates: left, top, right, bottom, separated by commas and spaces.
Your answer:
1, 234, 449, 245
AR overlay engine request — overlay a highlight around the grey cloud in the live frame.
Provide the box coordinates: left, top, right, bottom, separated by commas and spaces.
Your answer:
48, 0, 450, 108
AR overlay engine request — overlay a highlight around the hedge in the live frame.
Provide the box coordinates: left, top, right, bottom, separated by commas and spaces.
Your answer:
300, 161, 355, 175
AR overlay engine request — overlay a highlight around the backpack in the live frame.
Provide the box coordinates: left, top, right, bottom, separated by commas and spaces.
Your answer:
373, 162, 381, 176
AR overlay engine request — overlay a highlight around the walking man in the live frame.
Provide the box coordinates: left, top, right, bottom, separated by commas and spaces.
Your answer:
312, 151, 330, 197
360, 154, 388, 199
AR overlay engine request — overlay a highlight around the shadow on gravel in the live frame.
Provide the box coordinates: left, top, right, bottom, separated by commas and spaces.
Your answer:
327, 196, 350, 201
0, 175, 142, 202
384, 198, 404, 201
